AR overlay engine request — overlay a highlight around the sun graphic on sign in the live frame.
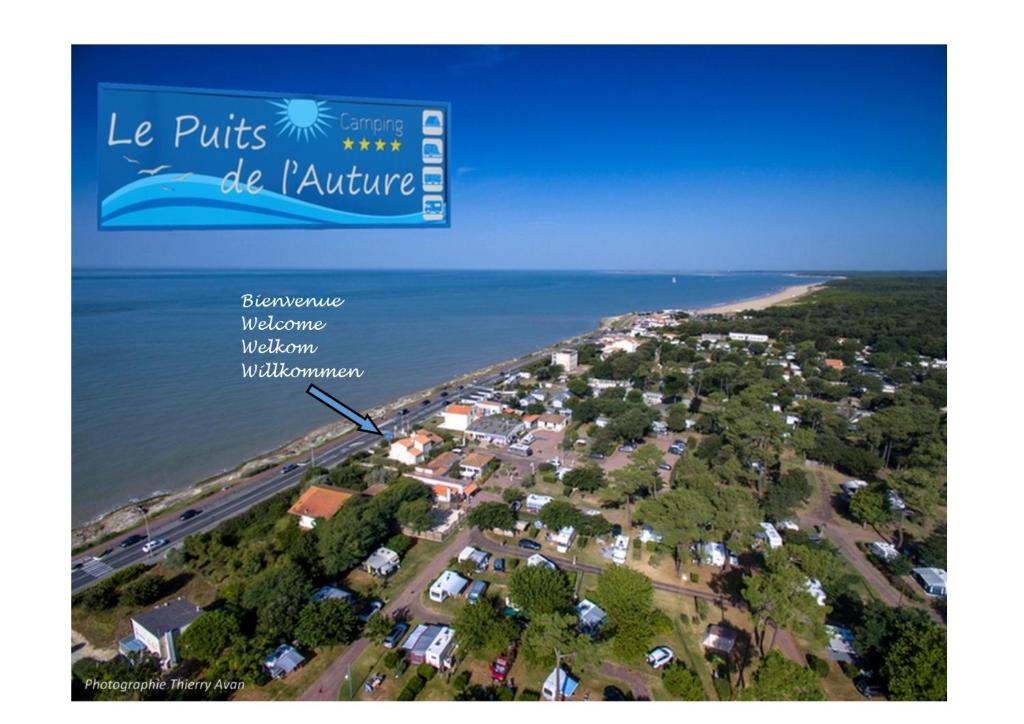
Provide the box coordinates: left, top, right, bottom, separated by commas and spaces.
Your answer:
269, 98, 333, 141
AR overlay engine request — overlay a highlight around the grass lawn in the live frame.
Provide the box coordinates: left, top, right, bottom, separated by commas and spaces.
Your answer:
233, 642, 349, 701
71, 565, 217, 649
342, 538, 446, 601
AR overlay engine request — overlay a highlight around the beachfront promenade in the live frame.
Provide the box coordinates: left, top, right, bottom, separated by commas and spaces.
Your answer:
70, 354, 547, 594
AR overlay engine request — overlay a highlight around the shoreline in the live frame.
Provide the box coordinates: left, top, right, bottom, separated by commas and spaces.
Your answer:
71, 280, 826, 550
690, 281, 827, 315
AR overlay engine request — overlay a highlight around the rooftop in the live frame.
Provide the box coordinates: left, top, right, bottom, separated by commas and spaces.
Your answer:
131, 597, 201, 637
460, 451, 495, 468
288, 485, 352, 520
465, 415, 524, 437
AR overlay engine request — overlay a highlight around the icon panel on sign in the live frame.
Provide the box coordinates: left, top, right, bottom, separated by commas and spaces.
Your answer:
422, 167, 444, 193
422, 110, 444, 136
422, 195, 445, 221
422, 138, 444, 164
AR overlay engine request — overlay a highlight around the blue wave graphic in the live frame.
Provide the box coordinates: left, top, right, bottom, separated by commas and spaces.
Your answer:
101, 174, 436, 227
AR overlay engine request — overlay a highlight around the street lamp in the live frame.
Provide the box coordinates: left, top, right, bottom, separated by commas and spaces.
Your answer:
134, 506, 151, 540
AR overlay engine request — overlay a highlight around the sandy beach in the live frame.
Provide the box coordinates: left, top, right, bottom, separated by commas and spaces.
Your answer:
692, 281, 826, 315
71, 279, 829, 551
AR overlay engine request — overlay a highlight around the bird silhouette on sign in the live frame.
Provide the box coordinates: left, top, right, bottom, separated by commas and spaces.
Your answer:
175, 172, 194, 181
138, 164, 171, 176
122, 155, 140, 164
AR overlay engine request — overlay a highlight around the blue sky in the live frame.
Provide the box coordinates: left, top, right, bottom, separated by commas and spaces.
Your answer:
72, 45, 946, 270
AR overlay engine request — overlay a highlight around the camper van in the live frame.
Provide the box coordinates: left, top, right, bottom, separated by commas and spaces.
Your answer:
508, 443, 533, 457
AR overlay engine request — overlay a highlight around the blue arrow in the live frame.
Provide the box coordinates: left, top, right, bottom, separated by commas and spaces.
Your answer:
305, 384, 382, 435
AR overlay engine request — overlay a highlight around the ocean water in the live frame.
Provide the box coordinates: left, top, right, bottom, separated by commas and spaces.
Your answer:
72, 269, 828, 524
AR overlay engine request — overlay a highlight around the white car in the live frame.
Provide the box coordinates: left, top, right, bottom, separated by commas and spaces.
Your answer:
646, 646, 675, 669
142, 538, 169, 554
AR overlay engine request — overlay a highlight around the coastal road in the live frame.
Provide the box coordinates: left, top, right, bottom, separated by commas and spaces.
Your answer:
71, 356, 545, 594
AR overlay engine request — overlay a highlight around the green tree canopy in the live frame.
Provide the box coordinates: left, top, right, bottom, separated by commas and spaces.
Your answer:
452, 599, 518, 657
662, 664, 705, 700
740, 651, 825, 701
468, 502, 517, 531
508, 565, 574, 617
741, 548, 827, 654
178, 610, 241, 663
592, 566, 657, 660
294, 598, 359, 648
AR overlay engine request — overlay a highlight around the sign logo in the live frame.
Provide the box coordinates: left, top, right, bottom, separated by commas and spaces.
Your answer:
97, 84, 450, 229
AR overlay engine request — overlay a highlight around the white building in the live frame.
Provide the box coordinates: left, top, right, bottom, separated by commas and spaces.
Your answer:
700, 541, 728, 567
600, 335, 643, 358
841, 479, 869, 498
548, 526, 577, 553
611, 534, 630, 565
389, 430, 442, 465
729, 332, 769, 343
424, 626, 457, 670
429, 570, 469, 602
551, 349, 579, 372
806, 578, 827, 606
870, 541, 899, 562
639, 526, 663, 544
542, 667, 579, 701
758, 522, 784, 549
525, 493, 553, 513
121, 598, 201, 669
526, 553, 556, 570
440, 403, 475, 432
912, 567, 947, 597
363, 547, 401, 577
474, 400, 504, 417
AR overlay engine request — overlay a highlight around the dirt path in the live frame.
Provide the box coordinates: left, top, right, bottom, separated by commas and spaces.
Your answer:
600, 661, 653, 701
800, 476, 942, 623
769, 626, 805, 665
299, 527, 471, 700
71, 630, 118, 665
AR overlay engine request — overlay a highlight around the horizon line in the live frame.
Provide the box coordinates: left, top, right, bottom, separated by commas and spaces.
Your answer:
70, 266, 947, 274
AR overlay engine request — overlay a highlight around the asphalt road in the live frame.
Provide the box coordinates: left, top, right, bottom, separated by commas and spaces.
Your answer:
71, 356, 544, 595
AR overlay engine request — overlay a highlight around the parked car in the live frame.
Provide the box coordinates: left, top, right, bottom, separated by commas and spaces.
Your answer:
855, 678, 886, 699
493, 558, 506, 572
281, 463, 299, 474
611, 524, 623, 537
619, 444, 637, 453
92, 548, 113, 560
142, 538, 169, 554
668, 445, 684, 455
589, 452, 605, 460
363, 673, 385, 692
119, 534, 147, 549
178, 509, 201, 521
358, 600, 384, 622
645, 646, 675, 669
382, 622, 409, 649
400, 408, 409, 415
658, 463, 672, 471
440, 391, 449, 397
489, 656, 512, 683
468, 580, 489, 603
421, 399, 431, 406
518, 539, 541, 551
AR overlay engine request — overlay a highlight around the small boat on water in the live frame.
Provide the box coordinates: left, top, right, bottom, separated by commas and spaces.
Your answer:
671, 276, 677, 284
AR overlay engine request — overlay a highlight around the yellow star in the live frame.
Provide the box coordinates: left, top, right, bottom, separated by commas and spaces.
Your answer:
359, 138, 370, 151
390, 139, 402, 151
375, 138, 387, 151
343, 137, 354, 150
